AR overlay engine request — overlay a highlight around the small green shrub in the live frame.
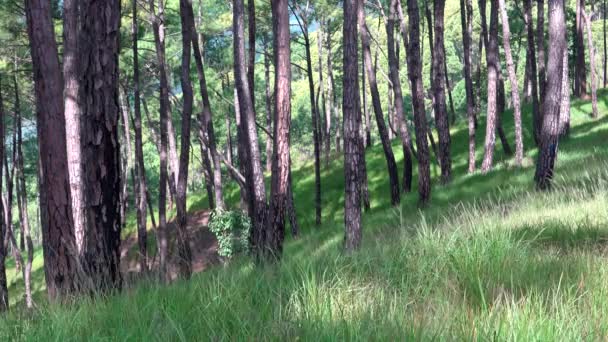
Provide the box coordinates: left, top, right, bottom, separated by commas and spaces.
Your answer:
208, 209, 251, 260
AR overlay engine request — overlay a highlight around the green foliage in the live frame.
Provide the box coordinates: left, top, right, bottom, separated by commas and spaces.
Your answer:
208, 209, 251, 259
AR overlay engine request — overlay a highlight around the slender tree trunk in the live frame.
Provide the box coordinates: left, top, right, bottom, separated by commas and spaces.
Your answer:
524, 0, 542, 145
0, 78, 7, 310
444, 46, 456, 124
131, 0, 148, 273
119, 88, 132, 239
604, 0, 607, 88
343, 0, 362, 251
406, 0, 431, 204
297, 13, 322, 226
481, 0, 500, 173
174, 0, 196, 278
14, 76, 33, 308
574, 0, 587, 98
81, 0, 122, 291
25, 0, 82, 299
247, 0, 256, 106
460, 0, 476, 173
392, 0, 415, 193
234, 0, 268, 257
318, 23, 331, 166
535, 0, 565, 189
287, 166, 299, 237
326, 26, 341, 154
559, 46, 571, 136
63, 0, 86, 257
432, 0, 452, 183
188, 3, 225, 210
583, 9, 599, 118
498, 0, 524, 165
149, 0, 170, 282
360, 2, 400, 205
268, 0, 291, 258
264, 37, 273, 173
362, 52, 371, 148
538, 0, 548, 101
234, 86, 249, 212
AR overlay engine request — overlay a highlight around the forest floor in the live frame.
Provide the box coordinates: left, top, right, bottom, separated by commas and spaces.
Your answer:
120, 209, 220, 282
3, 91, 608, 339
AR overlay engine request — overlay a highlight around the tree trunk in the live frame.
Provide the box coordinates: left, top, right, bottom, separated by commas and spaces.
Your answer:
234, 86, 250, 212
559, 46, 571, 136
326, 26, 341, 154
287, 167, 299, 237
535, 0, 565, 190
188, 2, 225, 211
481, 0, 500, 173
0, 78, 8, 310
264, 37, 273, 173
498, 0, 524, 166
392, 0, 415, 193
604, 0, 607, 88
25, 0, 82, 299
343, 0, 363, 251
362, 53, 371, 149
119, 89, 133, 232
583, 9, 599, 118
360, 2, 400, 206
432, 0, 452, 183
13, 76, 33, 308
406, 0, 431, 204
131, 0, 148, 273
234, 0, 268, 257
444, 46, 456, 124
247, 0, 256, 106
538, 0, 548, 101
81, 0, 122, 291
298, 13, 322, 226
174, 0, 196, 278
574, 0, 587, 98
268, 0, 291, 258
460, 0, 476, 173
63, 0, 86, 257
524, 0, 542, 146
317, 23, 331, 166
148, 0, 170, 281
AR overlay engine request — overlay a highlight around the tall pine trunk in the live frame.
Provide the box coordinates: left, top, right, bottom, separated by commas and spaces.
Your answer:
481, 0, 500, 173
81, 0, 122, 291
583, 9, 599, 118
432, 0, 452, 183
268, 0, 291, 258
0, 78, 7, 310
498, 0, 524, 165
360, 2, 400, 206
460, 0, 476, 173
535, 0, 565, 189
25, 0, 82, 299
406, 0, 431, 204
524, 0, 542, 146
574, 0, 587, 98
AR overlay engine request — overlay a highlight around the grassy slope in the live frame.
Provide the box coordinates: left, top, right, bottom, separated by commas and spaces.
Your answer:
3, 91, 608, 339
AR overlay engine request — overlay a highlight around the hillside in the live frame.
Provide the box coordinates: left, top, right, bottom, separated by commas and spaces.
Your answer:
1, 89, 607, 339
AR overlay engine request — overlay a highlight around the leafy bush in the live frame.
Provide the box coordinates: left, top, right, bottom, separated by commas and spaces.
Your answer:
208, 209, 251, 260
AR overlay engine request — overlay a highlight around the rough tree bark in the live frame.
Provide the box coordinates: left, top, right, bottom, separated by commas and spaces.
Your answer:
406, 0, 431, 204
326, 22, 341, 154
63, 0, 86, 257
535, 0, 565, 189
247, 0, 256, 106
318, 22, 331, 166
343, 0, 362, 251
268, 0, 291, 258
481, 0, 500, 173
80, 0, 122, 291
360, 1, 400, 206
498, 0, 524, 165
460, 0, 476, 173
432, 0, 452, 183
234, 0, 268, 257
582, 9, 599, 118
25, 0, 82, 299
